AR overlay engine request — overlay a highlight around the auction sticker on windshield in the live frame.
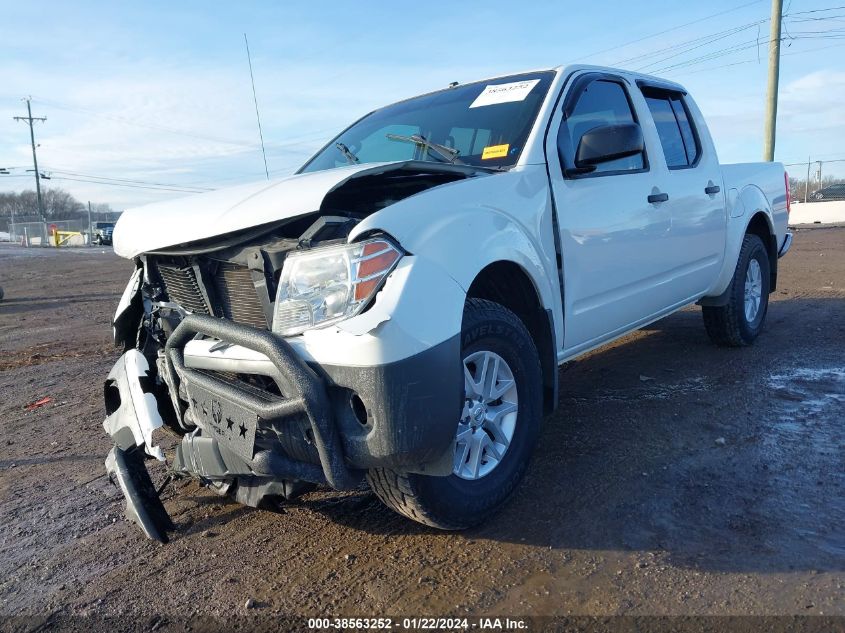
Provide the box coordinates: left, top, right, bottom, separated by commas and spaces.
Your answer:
481, 144, 510, 159
470, 79, 540, 108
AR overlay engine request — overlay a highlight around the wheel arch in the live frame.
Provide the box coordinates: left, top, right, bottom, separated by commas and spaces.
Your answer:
744, 211, 778, 291
699, 203, 779, 307
466, 260, 558, 415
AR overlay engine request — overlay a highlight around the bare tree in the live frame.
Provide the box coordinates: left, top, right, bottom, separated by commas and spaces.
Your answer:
0, 187, 118, 230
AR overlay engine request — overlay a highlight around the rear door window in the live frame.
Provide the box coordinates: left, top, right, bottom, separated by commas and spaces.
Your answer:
641, 87, 700, 169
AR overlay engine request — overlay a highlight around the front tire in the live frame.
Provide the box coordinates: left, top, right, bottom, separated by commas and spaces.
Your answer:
367, 298, 543, 530
703, 233, 771, 347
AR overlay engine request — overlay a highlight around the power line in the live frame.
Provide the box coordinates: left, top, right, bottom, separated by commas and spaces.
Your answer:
613, 18, 766, 67
788, 5, 845, 14
29, 96, 336, 153
604, 5, 845, 77
649, 38, 764, 73
47, 175, 211, 194
575, 0, 765, 62
788, 14, 845, 22
40, 167, 214, 191
645, 29, 842, 75
632, 22, 766, 71
30, 97, 261, 149
670, 39, 845, 75
783, 158, 845, 166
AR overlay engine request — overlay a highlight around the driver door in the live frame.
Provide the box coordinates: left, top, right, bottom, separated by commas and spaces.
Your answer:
547, 73, 674, 354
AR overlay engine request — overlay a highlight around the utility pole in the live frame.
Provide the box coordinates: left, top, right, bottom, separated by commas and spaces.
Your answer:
805, 156, 811, 203
762, 0, 783, 161
13, 98, 47, 221
87, 201, 93, 247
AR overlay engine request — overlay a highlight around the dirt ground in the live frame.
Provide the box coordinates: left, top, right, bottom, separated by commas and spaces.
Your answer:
0, 229, 843, 629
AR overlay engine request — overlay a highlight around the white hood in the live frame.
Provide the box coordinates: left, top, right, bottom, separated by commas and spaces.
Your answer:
113, 162, 398, 258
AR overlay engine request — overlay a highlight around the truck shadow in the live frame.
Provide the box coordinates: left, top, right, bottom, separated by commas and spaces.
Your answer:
304, 297, 845, 574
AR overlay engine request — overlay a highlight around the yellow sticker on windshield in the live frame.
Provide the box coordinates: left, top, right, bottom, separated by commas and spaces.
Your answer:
481, 144, 509, 160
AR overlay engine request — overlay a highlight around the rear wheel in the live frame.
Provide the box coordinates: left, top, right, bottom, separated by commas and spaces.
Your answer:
703, 233, 770, 346
367, 298, 543, 529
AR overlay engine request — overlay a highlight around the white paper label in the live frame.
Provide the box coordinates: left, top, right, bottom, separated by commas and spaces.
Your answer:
469, 79, 540, 108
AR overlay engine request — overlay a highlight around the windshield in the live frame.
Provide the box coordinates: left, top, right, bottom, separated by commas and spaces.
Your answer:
300, 71, 555, 173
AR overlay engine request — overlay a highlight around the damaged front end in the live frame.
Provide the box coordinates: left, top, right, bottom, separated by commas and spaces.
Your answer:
101, 162, 469, 541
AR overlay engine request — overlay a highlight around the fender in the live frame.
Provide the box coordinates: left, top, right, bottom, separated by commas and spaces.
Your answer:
349, 165, 563, 343
699, 184, 777, 305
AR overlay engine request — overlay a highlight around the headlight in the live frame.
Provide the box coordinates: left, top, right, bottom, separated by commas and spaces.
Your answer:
272, 237, 402, 336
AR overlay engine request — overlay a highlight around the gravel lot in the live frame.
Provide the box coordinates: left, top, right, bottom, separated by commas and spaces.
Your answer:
0, 229, 843, 630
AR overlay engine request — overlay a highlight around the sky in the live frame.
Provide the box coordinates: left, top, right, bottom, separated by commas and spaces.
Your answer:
1, 0, 844, 209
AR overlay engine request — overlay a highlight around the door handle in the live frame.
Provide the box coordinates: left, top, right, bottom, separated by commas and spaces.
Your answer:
705, 185, 721, 195
648, 192, 669, 204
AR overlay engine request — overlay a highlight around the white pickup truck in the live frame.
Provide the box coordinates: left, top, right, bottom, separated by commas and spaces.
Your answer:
104, 65, 791, 541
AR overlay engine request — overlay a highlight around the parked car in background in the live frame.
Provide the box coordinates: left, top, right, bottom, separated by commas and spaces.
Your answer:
811, 183, 845, 201
92, 222, 116, 245
102, 64, 791, 542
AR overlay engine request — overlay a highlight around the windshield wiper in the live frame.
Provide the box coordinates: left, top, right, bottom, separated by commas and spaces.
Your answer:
385, 133, 463, 164
335, 142, 359, 164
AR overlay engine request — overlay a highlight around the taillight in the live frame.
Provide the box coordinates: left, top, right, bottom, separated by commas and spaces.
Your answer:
785, 172, 791, 214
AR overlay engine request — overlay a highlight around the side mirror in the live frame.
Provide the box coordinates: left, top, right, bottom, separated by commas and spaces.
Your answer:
574, 123, 644, 168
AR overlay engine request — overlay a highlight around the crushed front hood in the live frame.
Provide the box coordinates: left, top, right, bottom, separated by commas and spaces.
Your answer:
112, 161, 484, 258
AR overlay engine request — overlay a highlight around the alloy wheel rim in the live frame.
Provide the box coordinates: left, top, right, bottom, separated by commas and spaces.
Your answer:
744, 258, 763, 323
453, 350, 519, 480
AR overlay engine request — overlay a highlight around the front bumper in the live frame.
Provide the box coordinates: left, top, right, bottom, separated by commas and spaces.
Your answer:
103, 313, 462, 540
778, 231, 793, 258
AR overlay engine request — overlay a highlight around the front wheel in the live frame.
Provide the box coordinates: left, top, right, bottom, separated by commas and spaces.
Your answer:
702, 233, 771, 346
367, 298, 543, 530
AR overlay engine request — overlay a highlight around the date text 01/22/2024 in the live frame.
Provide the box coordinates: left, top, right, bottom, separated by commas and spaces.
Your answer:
306, 617, 528, 630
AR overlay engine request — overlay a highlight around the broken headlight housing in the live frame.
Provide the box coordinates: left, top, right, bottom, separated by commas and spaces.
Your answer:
272, 237, 402, 337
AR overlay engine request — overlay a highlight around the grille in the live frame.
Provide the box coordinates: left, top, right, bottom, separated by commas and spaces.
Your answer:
213, 261, 268, 329
157, 264, 209, 315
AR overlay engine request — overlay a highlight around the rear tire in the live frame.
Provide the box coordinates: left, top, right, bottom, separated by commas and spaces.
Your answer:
703, 233, 770, 347
367, 298, 543, 530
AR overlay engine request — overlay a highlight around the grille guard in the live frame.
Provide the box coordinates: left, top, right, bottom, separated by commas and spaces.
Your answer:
165, 314, 360, 490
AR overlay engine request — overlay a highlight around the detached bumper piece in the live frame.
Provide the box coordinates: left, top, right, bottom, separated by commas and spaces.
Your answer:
165, 314, 362, 491
105, 446, 174, 543
102, 349, 175, 541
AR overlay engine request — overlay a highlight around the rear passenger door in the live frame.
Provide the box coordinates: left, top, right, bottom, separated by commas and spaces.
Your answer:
638, 83, 726, 298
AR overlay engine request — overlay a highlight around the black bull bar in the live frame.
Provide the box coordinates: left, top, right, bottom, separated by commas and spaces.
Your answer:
165, 314, 360, 491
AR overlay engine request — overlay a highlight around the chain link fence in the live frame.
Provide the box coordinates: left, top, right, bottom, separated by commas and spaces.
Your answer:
8, 221, 49, 246
5, 213, 121, 247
